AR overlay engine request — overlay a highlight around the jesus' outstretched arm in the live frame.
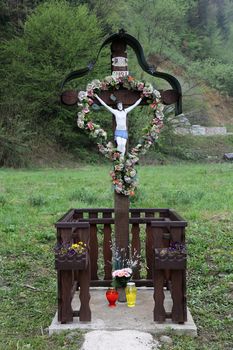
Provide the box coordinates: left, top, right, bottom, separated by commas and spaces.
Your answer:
125, 97, 142, 113
94, 94, 115, 114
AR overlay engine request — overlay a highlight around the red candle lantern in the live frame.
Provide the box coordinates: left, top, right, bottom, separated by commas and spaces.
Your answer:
106, 288, 118, 307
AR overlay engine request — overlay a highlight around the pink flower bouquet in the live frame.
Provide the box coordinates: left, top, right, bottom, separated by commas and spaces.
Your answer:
112, 268, 132, 288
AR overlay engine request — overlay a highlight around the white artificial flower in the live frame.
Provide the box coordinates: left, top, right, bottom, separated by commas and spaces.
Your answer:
94, 129, 100, 136
125, 159, 133, 167
77, 119, 84, 128
91, 79, 101, 89
102, 131, 107, 139
156, 111, 164, 120
104, 75, 116, 84
129, 169, 136, 177
153, 89, 161, 99
124, 176, 132, 184
86, 83, 94, 91
77, 111, 85, 120
143, 83, 153, 96
78, 91, 87, 101
157, 103, 164, 111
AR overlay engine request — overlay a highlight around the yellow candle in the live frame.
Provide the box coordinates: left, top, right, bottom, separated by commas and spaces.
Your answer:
126, 282, 137, 307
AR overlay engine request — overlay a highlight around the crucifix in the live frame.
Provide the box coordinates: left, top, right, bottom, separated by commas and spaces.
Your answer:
57, 30, 188, 326
61, 29, 182, 264
111, 38, 139, 261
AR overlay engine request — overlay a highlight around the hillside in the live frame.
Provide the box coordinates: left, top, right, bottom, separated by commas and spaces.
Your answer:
157, 59, 233, 128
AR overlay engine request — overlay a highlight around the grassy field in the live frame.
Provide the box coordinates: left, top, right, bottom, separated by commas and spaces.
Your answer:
0, 163, 233, 350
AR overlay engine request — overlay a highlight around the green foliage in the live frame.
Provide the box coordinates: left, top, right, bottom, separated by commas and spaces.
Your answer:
122, 0, 189, 55
0, 116, 33, 167
0, 0, 105, 166
68, 187, 97, 204
0, 0, 44, 40
188, 59, 233, 96
28, 194, 47, 206
0, 194, 7, 206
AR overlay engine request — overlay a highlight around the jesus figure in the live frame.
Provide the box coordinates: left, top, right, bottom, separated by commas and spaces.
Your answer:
94, 94, 142, 156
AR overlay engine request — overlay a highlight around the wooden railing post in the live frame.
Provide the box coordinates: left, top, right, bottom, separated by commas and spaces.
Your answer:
57, 228, 73, 323
103, 212, 112, 280
170, 226, 187, 323
73, 224, 91, 322
89, 212, 99, 280
151, 225, 166, 322
145, 211, 155, 279
131, 211, 141, 279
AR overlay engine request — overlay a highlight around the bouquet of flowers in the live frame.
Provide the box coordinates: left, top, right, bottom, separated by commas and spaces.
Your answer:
112, 267, 132, 288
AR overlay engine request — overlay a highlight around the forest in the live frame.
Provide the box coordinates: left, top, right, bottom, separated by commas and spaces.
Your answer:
0, 0, 233, 166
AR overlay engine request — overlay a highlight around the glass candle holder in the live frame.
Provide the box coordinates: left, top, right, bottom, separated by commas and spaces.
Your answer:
106, 287, 118, 307
125, 282, 137, 307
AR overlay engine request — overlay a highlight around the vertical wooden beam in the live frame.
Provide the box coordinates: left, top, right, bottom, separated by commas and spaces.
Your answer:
57, 228, 73, 323
89, 212, 99, 280
131, 211, 141, 279
114, 193, 129, 261
170, 226, 187, 323
152, 226, 166, 322
75, 225, 91, 322
73, 212, 83, 289
111, 38, 130, 262
103, 212, 112, 280
145, 211, 154, 279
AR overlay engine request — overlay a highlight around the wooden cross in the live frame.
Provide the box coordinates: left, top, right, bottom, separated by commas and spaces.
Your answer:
61, 85, 179, 107
60, 37, 180, 263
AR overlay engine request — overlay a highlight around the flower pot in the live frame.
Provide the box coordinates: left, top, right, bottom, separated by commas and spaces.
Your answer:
117, 287, 126, 302
106, 288, 118, 307
154, 248, 186, 270
55, 251, 88, 270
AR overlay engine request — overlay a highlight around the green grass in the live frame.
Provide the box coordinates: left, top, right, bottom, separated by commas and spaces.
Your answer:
0, 163, 233, 349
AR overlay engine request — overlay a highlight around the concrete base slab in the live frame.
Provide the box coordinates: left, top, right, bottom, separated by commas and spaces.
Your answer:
81, 330, 160, 350
49, 288, 197, 337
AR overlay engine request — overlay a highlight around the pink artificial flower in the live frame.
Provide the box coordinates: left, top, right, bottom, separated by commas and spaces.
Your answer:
83, 107, 90, 114
87, 89, 94, 97
137, 82, 144, 91
100, 82, 108, 90
117, 271, 125, 277
113, 152, 120, 160
150, 102, 157, 109
87, 121, 94, 130
110, 171, 116, 178
116, 76, 124, 84
114, 164, 123, 171
88, 98, 94, 106
112, 268, 132, 278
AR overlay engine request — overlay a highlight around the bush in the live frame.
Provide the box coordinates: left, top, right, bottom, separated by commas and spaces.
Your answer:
188, 59, 233, 96
0, 117, 32, 167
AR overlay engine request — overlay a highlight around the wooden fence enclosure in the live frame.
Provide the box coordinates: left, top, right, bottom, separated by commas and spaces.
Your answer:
55, 208, 187, 324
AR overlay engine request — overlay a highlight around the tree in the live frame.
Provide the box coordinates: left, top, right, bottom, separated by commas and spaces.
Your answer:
0, 0, 105, 166
0, 0, 44, 40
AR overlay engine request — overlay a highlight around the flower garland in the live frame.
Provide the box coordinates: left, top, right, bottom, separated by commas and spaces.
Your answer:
77, 75, 164, 196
